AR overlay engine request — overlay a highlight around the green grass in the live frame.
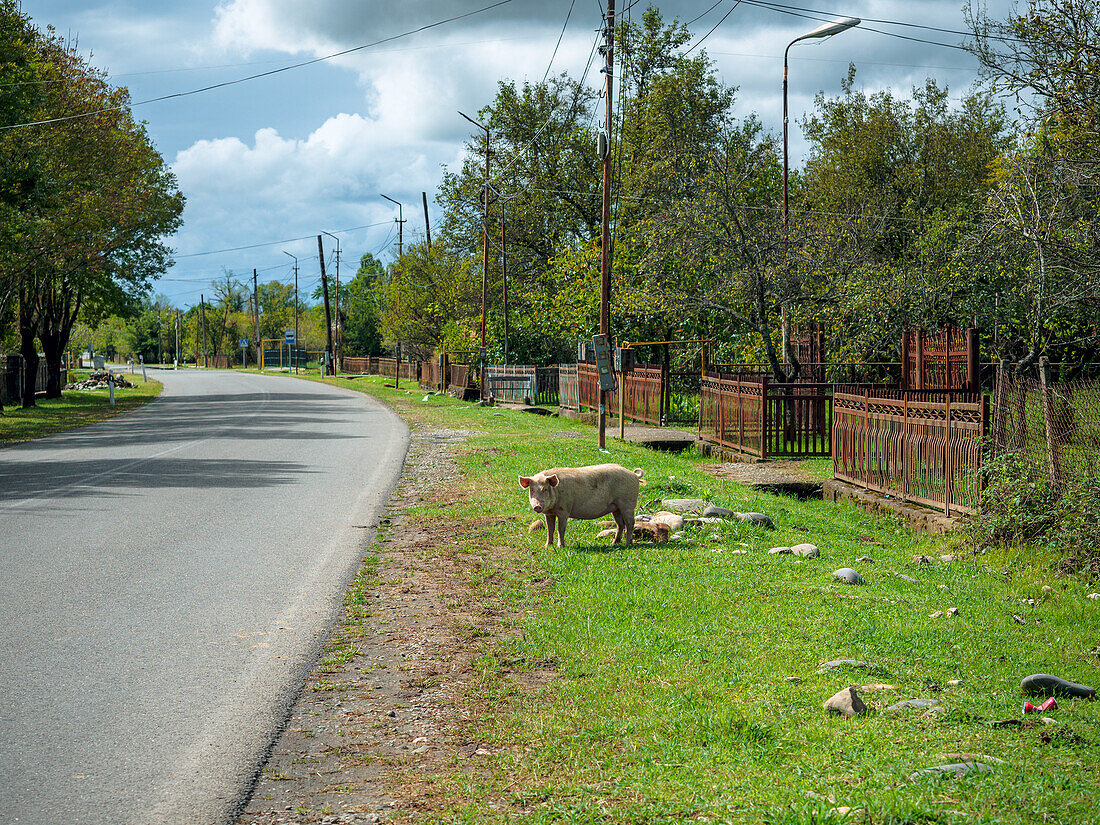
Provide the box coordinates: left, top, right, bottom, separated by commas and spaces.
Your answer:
0, 369, 163, 446
308, 374, 1100, 823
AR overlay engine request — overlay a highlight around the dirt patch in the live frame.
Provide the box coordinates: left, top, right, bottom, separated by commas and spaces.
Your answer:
704, 460, 823, 486
235, 421, 527, 825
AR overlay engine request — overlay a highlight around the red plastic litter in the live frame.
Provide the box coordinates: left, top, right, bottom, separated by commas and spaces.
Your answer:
1040, 697, 1058, 712
1023, 701, 1039, 714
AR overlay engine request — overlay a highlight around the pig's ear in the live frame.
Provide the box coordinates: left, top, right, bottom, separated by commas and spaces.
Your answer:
518, 476, 532, 489
546, 474, 559, 487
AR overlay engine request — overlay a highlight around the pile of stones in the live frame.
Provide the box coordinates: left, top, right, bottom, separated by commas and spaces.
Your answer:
65, 371, 136, 391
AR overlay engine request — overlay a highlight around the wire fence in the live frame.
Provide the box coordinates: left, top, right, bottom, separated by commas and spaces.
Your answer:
992, 360, 1100, 489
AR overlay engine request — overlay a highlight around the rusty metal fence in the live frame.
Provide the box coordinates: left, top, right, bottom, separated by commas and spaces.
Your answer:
832, 388, 989, 516
902, 325, 979, 391
610, 365, 664, 426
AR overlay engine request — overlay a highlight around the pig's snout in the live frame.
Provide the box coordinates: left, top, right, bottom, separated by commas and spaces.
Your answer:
532, 503, 543, 512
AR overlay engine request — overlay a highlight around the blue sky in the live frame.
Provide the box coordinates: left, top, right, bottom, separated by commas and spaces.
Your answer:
17, 0, 1010, 307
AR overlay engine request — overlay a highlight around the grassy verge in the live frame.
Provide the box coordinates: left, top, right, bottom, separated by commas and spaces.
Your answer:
0, 369, 163, 446
319, 375, 1100, 824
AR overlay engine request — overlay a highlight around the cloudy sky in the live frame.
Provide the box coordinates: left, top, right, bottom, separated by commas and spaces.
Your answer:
18, 0, 1012, 306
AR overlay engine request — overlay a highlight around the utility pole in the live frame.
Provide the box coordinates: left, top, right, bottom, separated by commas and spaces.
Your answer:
200, 293, 208, 368
317, 235, 334, 376
380, 195, 406, 387
283, 251, 298, 373
322, 231, 341, 373
422, 191, 432, 251
252, 268, 261, 367
598, 0, 615, 449
175, 310, 180, 367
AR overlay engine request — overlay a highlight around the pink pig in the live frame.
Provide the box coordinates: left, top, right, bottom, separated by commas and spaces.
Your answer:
519, 464, 644, 547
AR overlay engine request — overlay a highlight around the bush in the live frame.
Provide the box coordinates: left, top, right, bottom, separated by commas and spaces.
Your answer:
971, 451, 1100, 576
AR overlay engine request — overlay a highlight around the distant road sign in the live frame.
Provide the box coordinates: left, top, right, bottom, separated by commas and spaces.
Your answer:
240, 338, 248, 348
284, 330, 295, 344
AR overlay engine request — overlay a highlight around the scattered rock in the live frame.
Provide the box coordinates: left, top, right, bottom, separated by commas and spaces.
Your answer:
930, 611, 944, 618
661, 499, 711, 514
736, 511, 774, 528
792, 543, 820, 558
908, 762, 995, 782
946, 607, 959, 617
1021, 673, 1097, 699
913, 554, 933, 565
833, 568, 865, 585
1041, 585, 1055, 597
936, 753, 1005, 765
1040, 716, 1058, 725
887, 698, 940, 712
1012, 614, 1025, 624
861, 683, 898, 692
786, 676, 803, 683
946, 679, 963, 687
896, 574, 918, 583
386, 710, 396, 717
730, 549, 748, 555
769, 546, 792, 555
940, 554, 957, 563
702, 505, 735, 519
824, 686, 867, 717
819, 660, 887, 675
1087, 593, 1100, 600
829, 807, 853, 818
857, 555, 873, 564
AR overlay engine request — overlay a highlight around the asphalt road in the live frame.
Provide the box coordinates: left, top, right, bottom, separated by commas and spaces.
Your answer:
0, 369, 409, 825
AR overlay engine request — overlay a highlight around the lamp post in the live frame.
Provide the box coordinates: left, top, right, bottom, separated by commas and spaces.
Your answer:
458, 110, 490, 397
381, 195, 405, 388
783, 16, 860, 223
282, 250, 298, 373
322, 230, 341, 374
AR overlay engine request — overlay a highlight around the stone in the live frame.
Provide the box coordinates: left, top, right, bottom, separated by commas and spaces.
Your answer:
792, 543, 820, 558
940, 554, 956, 563
936, 753, 1005, 765
896, 574, 918, 583
908, 762, 995, 782
833, 568, 865, 585
861, 683, 898, 692
930, 611, 943, 618
1087, 593, 1100, 600
946, 607, 959, 617
824, 686, 867, 717
702, 505, 736, 519
887, 698, 940, 711
730, 549, 748, 555
819, 659, 887, 674
1020, 673, 1097, 699
769, 546, 792, 555
913, 554, 933, 565
857, 555, 873, 564
661, 498, 711, 514
946, 679, 963, 687
736, 511, 775, 528
786, 676, 803, 683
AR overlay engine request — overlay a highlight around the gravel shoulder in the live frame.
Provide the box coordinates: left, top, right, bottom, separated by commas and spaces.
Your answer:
236, 424, 506, 825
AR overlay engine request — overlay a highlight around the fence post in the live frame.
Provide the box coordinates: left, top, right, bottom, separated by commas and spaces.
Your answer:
915, 329, 925, 390
761, 375, 770, 460
903, 393, 910, 500
901, 328, 910, 389
967, 327, 980, 392
944, 393, 953, 518
1039, 356, 1063, 491
863, 390, 870, 491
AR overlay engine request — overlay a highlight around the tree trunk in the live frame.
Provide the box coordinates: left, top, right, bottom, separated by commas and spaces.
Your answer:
19, 327, 39, 409
40, 331, 65, 399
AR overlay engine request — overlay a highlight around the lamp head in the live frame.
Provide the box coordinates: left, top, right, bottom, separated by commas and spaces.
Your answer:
793, 16, 860, 44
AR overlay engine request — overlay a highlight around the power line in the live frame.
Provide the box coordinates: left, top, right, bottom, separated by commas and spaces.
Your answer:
543, 0, 579, 82
1, 0, 518, 131
686, 0, 743, 55
173, 221, 391, 259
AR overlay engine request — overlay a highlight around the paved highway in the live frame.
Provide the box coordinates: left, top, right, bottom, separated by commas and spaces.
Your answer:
0, 370, 408, 824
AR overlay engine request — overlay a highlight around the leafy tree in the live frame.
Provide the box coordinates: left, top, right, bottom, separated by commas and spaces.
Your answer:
342, 253, 385, 356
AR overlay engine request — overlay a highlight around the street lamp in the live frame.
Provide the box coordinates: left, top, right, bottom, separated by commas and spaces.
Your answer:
381, 194, 405, 388
458, 110, 490, 396
322, 230, 341, 375
783, 16, 860, 222
283, 250, 298, 373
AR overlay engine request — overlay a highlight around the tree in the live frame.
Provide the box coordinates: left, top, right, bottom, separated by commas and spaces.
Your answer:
342, 253, 385, 356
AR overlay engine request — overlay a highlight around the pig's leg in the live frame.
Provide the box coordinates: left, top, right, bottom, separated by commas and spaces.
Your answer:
556, 514, 568, 547
619, 502, 635, 546
611, 509, 627, 544
544, 513, 556, 548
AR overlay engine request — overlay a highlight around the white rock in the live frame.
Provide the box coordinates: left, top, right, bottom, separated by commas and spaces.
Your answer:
769, 546, 792, 555
792, 543, 820, 558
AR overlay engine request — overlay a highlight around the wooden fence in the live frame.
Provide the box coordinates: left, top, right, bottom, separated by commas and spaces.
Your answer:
559, 364, 579, 409
486, 364, 536, 404
832, 389, 989, 516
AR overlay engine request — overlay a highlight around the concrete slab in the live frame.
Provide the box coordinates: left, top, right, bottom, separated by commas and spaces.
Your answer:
822, 479, 959, 534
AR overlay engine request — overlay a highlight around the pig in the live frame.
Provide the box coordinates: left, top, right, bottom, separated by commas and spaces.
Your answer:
519, 464, 644, 547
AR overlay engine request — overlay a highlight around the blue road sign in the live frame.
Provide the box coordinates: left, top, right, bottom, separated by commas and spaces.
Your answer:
240, 338, 248, 347
284, 330, 295, 344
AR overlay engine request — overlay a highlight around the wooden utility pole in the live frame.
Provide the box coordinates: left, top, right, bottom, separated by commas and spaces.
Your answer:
422, 191, 432, 251
502, 200, 508, 367
200, 294, 208, 368
317, 235, 334, 376
598, 0, 615, 449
